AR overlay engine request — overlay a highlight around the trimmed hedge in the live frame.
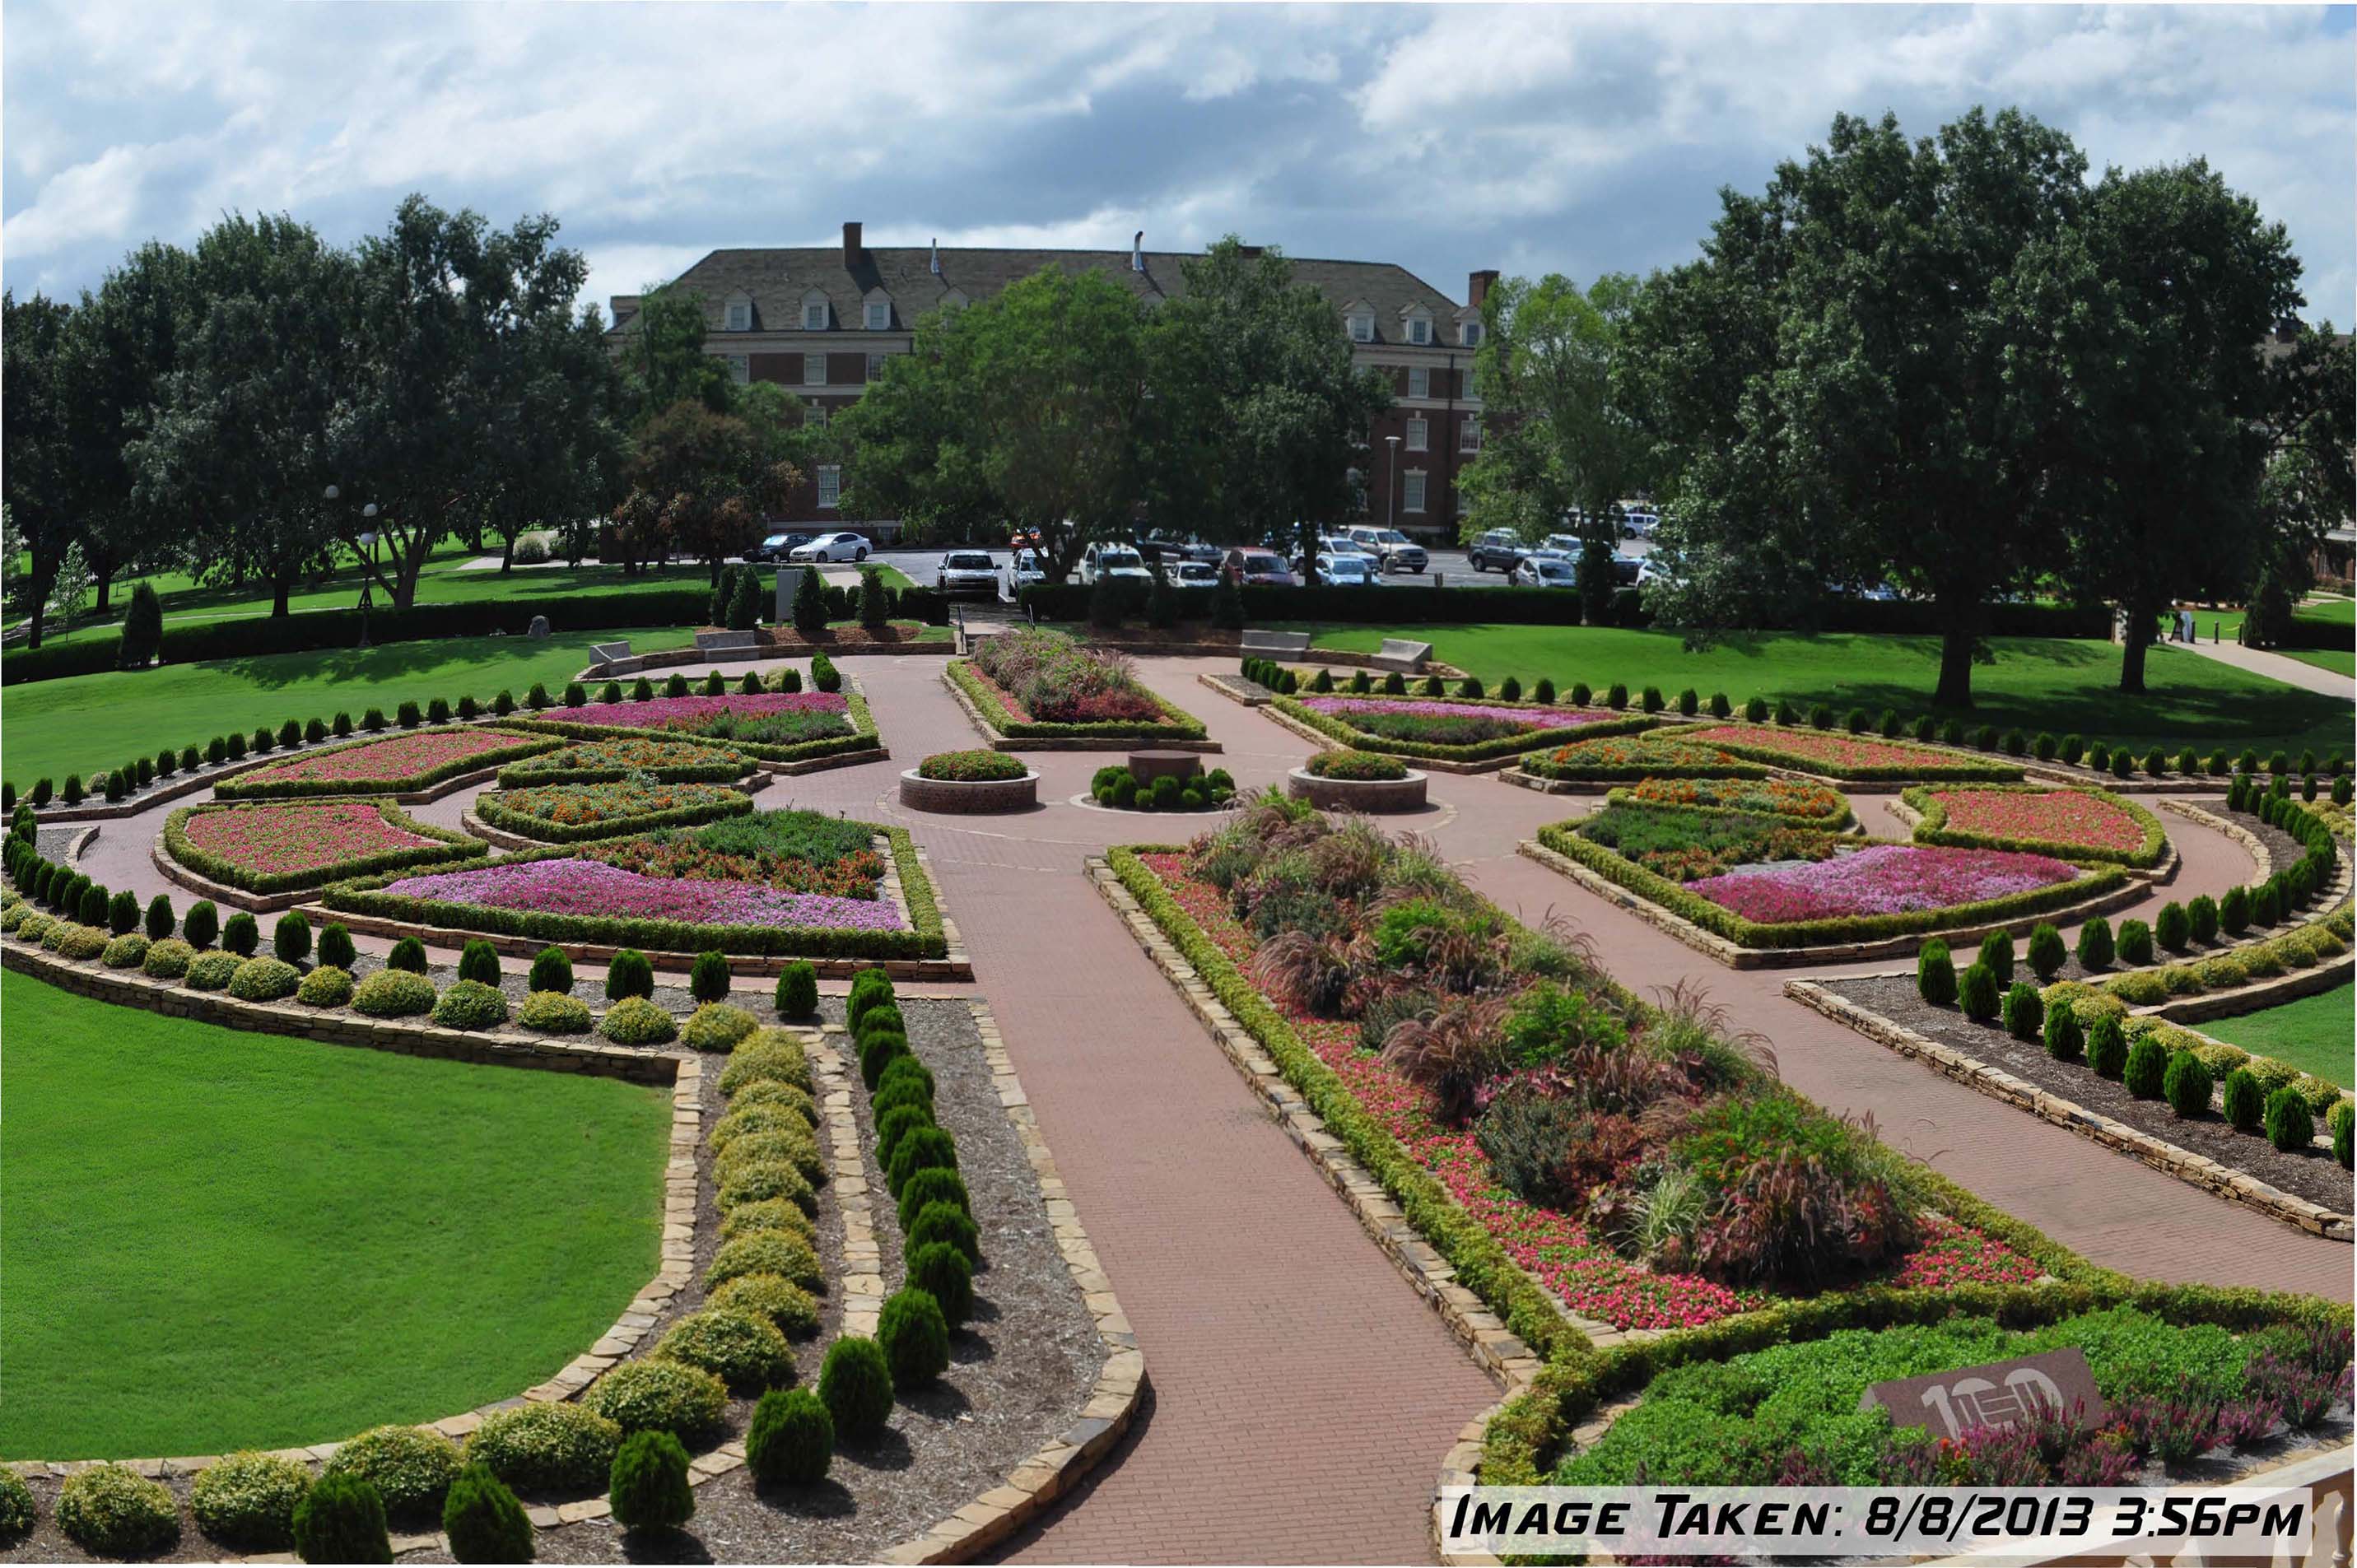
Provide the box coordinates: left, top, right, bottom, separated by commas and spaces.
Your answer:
212, 728, 561, 800
1271, 692, 1661, 764
473, 785, 754, 844
510, 689, 885, 768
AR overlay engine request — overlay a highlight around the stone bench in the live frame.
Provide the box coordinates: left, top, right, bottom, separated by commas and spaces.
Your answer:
1239, 629, 1311, 658
692, 629, 759, 655
1372, 638, 1432, 672
589, 640, 634, 664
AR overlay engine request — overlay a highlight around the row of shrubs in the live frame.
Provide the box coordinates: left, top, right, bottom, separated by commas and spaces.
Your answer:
1090, 762, 1237, 812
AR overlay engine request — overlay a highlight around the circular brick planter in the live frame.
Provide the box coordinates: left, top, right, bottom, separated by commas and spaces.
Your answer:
1286, 765, 1429, 812
899, 768, 1040, 813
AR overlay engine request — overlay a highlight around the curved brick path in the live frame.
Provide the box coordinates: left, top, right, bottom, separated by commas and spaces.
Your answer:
42, 647, 2355, 1565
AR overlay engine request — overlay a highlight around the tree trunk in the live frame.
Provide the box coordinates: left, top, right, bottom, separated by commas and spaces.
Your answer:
2117, 597, 2159, 696
499, 534, 515, 575
93, 565, 114, 615
1934, 608, 1977, 710
272, 575, 293, 617
24, 600, 44, 652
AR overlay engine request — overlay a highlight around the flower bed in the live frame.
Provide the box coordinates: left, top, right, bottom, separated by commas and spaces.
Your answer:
1303, 750, 1409, 782
325, 810, 945, 959
1113, 802, 2044, 1339
165, 799, 485, 894
971, 626, 1165, 724
1537, 811, 2123, 950
1613, 776, 1852, 829
916, 750, 1030, 783
213, 728, 557, 799
519, 691, 882, 766
1675, 724, 2021, 782
948, 645, 1207, 742
1907, 784, 2167, 868
495, 736, 754, 788
1521, 732, 1771, 782
1275, 693, 1653, 763
473, 780, 754, 844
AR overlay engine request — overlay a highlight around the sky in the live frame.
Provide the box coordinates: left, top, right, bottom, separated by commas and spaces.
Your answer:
5, 2, 2354, 324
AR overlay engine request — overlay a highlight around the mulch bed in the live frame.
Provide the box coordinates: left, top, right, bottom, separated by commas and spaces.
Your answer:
747, 625, 949, 650
1824, 974, 2350, 1212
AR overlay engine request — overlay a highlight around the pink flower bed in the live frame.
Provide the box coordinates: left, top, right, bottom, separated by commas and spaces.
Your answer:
244, 728, 533, 787
587, 693, 849, 730
1686, 843, 2079, 924
183, 800, 447, 877
1141, 852, 2035, 1328
1684, 724, 1966, 772
381, 858, 906, 930
1303, 697, 1607, 728
1929, 788, 2148, 854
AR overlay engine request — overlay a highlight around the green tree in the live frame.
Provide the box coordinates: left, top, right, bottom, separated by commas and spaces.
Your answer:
2052, 161, 2302, 692
2247, 323, 2355, 644
619, 285, 734, 421
619, 402, 799, 585
2, 291, 82, 649
1624, 108, 2092, 707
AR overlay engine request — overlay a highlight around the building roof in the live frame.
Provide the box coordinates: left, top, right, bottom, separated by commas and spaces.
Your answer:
607, 234, 1472, 344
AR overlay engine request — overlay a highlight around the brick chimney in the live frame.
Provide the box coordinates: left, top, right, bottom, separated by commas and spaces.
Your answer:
843, 221, 864, 264
1468, 269, 1499, 309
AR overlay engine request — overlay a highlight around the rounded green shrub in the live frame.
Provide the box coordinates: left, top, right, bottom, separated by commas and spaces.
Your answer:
877, 1056, 935, 1107
729, 1078, 820, 1127
2041, 1006, 2082, 1063
2154, 902, 2191, 952
455, 939, 501, 986
529, 946, 573, 995
605, 949, 655, 1001
58, 1464, 180, 1557
878, 1287, 950, 1391
2076, 917, 2115, 970
2264, 1087, 2313, 1152
325, 1426, 462, 1520
858, 1029, 908, 1090
688, 949, 731, 1005
0, 1467, 32, 1546
317, 921, 356, 970
192, 1451, 314, 1548
709, 1273, 822, 1339
2001, 981, 2043, 1042
433, 979, 510, 1031
465, 1402, 622, 1494
896, 1166, 968, 1231
2221, 1068, 2266, 1132
2331, 1101, 2354, 1170
907, 1199, 981, 1264
719, 1198, 821, 1249
1957, 961, 2001, 1023
599, 996, 678, 1045
101, 931, 149, 969
519, 990, 594, 1034
297, 965, 356, 1008
720, 1032, 813, 1096
818, 1336, 896, 1442
717, 1157, 819, 1215
907, 1240, 975, 1327
875, 1102, 934, 1168
2161, 1051, 2213, 1119
2116, 919, 2154, 967
655, 1306, 794, 1393
583, 1360, 729, 1445
1974, 929, 2014, 984
2087, 1015, 2128, 1078
711, 1102, 821, 1162
1916, 939, 1956, 1007
682, 1002, 758, 1053
745, 1388, 834, 1487
223, 910, 259, 956
886, 1124, 957, 1198
142, 937, 195, 979
607, 1430, 694, 1533
776, 961, 819, 1017
385, 934, 428, 972
2025, 924, 2066, 982
2122, 1036, 2168, 1100
442, 1463, 532, 1565
352, 969, 436, 1017
293, 1471, 390, 1564
706, 1231, 824, 1295
2186, 895, 2219, 945
273, 910, 313, 965
185, 950, 244, 990
2220, 885, 2252, 935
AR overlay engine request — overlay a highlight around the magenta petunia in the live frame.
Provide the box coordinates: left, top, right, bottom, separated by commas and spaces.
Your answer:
1684, 843, 2078, 923
382, 858, 907, 930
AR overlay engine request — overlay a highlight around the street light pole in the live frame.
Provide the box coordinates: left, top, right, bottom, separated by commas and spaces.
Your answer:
325, 485, 380, 649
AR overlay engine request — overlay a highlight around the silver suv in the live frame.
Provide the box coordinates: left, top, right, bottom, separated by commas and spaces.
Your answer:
1344, 527, 1428, 575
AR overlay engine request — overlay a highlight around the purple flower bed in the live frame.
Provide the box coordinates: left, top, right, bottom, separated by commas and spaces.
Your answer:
1685, 843, 2079, 924
1302, 697, 1608, 728
589, 693, 849, 729
381, 858, 907, 930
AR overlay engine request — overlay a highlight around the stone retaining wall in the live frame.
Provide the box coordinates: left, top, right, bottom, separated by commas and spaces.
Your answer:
1286, 767, 1430, 812
898, 770, 1040, 814
150, 838, 353, 914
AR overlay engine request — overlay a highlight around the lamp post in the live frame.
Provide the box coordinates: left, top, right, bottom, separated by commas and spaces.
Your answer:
325, 485, 381, 649
1384, 434, 1402, 538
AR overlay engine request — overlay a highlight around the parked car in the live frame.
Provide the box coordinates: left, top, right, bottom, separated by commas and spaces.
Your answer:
1304, 552, 1377, 587
935, 550, 999, 596
1080, 543, 1153, 584
1004, 548, 1046, 598
1321, 535, 1376, 559
1140, 531, 1222, 564
1173, 560, 1219, 586
743, 532, 813, 564
1344, 527, 1428, 574
1512, 556, 1580, 589
789, 531, 870, 563
1468, 528, 1530, 573
1221, 548, 1297, 587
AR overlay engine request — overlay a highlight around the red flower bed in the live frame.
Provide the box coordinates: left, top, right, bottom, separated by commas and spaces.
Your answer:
1684, 725, 1968, 774
182, 800, 450, 878
1139, 852, 2037, 1328
237, 728, 537, 789
1926, 788, 2150, 855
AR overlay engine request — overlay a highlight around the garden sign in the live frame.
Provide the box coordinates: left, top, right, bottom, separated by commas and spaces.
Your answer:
1859, 1347, 2107, 1440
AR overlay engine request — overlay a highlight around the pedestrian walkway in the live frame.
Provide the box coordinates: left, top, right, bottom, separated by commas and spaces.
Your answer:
2164, 638, 2353, 701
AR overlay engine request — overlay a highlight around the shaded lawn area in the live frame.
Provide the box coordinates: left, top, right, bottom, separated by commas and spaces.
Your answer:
1, 625, 696, 786
0, 970, 672, 1459
2201, 980, 2355, 1089
1303, 623, 2350, 758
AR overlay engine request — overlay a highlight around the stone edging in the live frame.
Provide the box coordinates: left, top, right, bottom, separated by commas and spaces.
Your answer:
1085, 857, 1572, 1384
2140, 949, 2357, 1024
898, 770, 1041, 814
150, 838, 366, 914
1285, 766, 1431, 812
2160, 796, 2278, 882
1782, 978, 2352, 1241
1196, 671, 1274, 707
939, 666, 1222, 755
459, 776, 773, 853
1516, 836, 2159, 971
757, 742, 892, 776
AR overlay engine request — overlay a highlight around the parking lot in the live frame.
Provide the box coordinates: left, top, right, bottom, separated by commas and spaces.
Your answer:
864, 536, 1658, 595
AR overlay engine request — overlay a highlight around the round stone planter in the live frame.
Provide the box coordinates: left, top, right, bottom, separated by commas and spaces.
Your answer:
1285, 765, 1429, 812
900, 768, 1040, 814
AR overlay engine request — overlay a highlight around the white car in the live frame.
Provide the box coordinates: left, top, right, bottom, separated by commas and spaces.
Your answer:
1512, 556, 1579, 589
1309, 552, 1377, 586
1173, 561, 1219, 586
1003, 548, 1046, 598
1080, 543, 1152, 584
935, 550, 999, 596
789, 531, 869, 563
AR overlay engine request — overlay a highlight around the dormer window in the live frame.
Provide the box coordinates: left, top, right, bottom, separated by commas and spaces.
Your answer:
1460, 321, 1484, 347
1406, 318, 1432, 346
724, 299, 751, 333
801, 290, 830, 331
1349, 313, 1375, 343
864, 300, 891, 331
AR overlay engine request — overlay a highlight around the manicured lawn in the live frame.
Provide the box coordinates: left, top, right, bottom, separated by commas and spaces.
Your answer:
1, 626, 696, 787
1303, 623, 2350, 759
0, 970, 672, 1459
2201, 980, 2355, 1088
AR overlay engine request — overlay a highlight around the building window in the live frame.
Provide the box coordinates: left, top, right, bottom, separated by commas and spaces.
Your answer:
726, 355, 749, 385
1404, 416, 1428, 453
1460, 321, 1483, 347
1404, 471, 1428, 514
725, 301, 750, 332
804, 354, 825, 387
803, 300, 827, 330
817, 466, 841, 510
1460, 417, 1480, 453
1406, 317, 1432, 346
806, 400, 828, 428
1349, 313, 1374, 343
1409, 366, 1430, 399
864, 301, 890, 331
865, 351, 887, 381
1456, 484, 1470, 514
1463, 367, 1479, 402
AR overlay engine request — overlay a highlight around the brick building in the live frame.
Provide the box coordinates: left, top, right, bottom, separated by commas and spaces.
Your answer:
606, 222, 1495, 538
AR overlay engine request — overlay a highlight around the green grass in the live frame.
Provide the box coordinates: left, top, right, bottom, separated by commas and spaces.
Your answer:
1302, 623, 2351, 758
1, 625, 696, 787
0, 969, 672, 1459
2201, 981, 2355, 1089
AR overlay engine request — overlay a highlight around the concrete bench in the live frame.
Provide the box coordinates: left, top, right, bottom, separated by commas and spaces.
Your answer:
589, 640, 634, 664
692, 629, 759, 655
1239, 629, 1312, 658
1372, 638, 1432, 672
